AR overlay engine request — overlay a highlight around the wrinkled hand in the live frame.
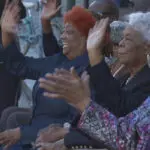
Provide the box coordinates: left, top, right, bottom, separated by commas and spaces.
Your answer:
36, 125, 69, 145
0, 128, 21, 149
36, 139, 66, 150
0, 0, 20, 35
39, 68, 91, 112
41, 0, 61, 21
87, 18, 109, 53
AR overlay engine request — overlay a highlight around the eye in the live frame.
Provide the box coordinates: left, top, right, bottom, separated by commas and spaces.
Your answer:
124, 36, 132, 42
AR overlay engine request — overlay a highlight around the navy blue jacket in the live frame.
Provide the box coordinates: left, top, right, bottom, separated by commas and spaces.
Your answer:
0, 35, 20, 116
0, 32, 89, 144
0, 32, 61, 117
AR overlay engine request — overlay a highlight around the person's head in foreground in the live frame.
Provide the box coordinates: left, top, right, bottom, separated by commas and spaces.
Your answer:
61, 6, 96, 60
89, 0, 119, 21
118, 12, 150, 69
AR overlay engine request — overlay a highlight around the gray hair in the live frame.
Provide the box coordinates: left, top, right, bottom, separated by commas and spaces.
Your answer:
110, 21, 127, 44
126, 12, 150, 41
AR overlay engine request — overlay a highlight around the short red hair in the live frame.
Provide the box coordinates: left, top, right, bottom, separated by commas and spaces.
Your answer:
64, 6, 96, 37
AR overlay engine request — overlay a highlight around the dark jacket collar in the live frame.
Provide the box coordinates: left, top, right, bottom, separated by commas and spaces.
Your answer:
121, 64, 150, 90
63, 52, 89, 74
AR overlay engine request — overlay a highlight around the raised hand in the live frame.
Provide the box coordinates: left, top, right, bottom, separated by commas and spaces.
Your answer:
41, 0, 61, 21
39, 68, 91, 112
1, 0, 20, 34
87, 18, 109, 66
87, 18, 109, 53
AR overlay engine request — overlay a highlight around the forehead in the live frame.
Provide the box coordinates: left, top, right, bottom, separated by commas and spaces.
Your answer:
123, 26, 145, 41
63, 23, 81, 35
124, 27, 139, 36
64, 23, 75, 30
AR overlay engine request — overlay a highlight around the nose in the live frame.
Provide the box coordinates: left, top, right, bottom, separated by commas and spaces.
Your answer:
119, 38, 124, 47
61, 31, 67, 41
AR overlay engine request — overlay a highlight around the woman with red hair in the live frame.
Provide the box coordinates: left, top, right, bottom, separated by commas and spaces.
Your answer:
0, 1, 96, 149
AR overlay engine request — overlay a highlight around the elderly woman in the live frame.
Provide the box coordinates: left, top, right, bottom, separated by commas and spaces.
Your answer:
39, 12, 150, 149
0, 1, 97, 149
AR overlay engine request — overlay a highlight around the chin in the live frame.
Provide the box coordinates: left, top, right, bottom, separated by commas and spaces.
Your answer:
66, 55, 73, 60
119, 58, 127, 65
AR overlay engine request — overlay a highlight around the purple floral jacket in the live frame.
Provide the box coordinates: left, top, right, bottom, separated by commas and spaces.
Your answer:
78, 97, 150, 150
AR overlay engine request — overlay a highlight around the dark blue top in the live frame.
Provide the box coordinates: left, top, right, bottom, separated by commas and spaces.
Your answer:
0, 32, 89, 143
0, 38, 19, 115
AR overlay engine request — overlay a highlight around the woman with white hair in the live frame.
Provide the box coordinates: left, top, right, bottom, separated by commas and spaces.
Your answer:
39, 12, 150, 149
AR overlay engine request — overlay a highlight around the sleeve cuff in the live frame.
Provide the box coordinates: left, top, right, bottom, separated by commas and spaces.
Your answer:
19, 125, 37, 144
43, 32, 54, 40
0, 41, 17, 62
88, 60, 111, 85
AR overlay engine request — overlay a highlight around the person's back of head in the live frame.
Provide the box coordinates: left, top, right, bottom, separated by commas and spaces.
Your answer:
89, 0, 119, 21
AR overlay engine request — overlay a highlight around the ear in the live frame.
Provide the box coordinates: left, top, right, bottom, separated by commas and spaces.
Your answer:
80, 36, 87, 44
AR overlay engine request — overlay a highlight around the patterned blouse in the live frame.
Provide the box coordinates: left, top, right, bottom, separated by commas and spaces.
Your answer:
78, 97, 150, 150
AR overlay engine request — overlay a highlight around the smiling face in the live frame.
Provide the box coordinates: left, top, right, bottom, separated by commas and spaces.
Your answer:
61, 23, 86, 60
118, 27, 148, 67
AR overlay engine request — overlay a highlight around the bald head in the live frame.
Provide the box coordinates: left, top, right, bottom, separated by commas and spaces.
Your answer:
133, 0, 150, 11
89, 0, 119, 21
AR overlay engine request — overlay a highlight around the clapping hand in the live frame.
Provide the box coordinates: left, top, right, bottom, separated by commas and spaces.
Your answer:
87, 18, 110, 66
87, 18, 109, 52
39, 68, 91, 112
41, 0, 61, 21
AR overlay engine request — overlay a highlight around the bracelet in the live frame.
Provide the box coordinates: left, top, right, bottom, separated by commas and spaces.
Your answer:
63, 122, 71, 129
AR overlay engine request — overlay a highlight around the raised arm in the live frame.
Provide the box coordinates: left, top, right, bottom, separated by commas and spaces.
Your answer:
41, 0, 62, 56
87, 18, 150, 117
0, 0, 61, 80
0, 40, 55, 80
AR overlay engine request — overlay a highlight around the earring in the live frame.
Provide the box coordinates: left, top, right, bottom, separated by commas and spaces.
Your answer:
147, 54, 150, 68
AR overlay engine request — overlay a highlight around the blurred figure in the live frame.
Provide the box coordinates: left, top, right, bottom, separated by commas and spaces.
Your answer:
0, 0, 26, 116
0, 1, 96, 149
133, 0, 150, 11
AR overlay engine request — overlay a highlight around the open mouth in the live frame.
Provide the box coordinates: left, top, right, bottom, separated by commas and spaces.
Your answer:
63, 42, 69, 48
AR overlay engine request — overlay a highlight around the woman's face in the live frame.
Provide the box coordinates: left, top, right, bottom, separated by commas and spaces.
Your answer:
118, 27, 147, 66
61, 23, 86, 60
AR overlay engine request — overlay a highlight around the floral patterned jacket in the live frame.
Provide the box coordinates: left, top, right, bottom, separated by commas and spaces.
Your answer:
78, 97, 150, 150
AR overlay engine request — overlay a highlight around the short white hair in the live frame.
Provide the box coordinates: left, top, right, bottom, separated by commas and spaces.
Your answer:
126, 12, 150, 41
